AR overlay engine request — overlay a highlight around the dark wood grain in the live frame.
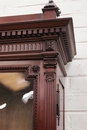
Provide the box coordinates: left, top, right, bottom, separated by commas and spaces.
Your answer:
0, 1, 76, 130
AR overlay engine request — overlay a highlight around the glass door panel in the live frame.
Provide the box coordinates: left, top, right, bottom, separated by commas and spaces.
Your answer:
0, 72, 33, 130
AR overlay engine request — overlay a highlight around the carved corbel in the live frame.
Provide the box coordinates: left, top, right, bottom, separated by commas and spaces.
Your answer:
43, 58, 57, 69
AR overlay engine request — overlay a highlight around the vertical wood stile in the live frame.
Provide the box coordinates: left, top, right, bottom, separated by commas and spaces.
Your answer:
45, 72, 56, 130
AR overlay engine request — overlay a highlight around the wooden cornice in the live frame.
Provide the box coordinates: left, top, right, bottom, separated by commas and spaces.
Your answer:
0, 17, 74, 30
0, 1, 76, 76
0, 14, 43, 24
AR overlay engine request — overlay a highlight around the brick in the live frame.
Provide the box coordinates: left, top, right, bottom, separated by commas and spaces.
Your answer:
0, 0, 25, 8
74, 28, 87, 43
59, 0, 87, 15
65, 60, 87, 76
65, 93, 87, 110
75, 43, 87, 59
60, 77, 87, 110
0, 5, 43, 17
65, 112, 87, 130
61, 77, 87, 93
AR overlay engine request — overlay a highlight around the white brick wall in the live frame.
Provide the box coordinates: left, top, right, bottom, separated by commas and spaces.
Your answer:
59, 0, 87, 129
0, 0, 87, 130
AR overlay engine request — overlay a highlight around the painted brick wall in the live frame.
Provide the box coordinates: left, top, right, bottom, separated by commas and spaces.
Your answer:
59, 0, 87, 130
0, 0, 87, 130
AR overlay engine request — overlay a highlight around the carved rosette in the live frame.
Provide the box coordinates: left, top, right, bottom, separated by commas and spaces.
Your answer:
26, 65, 40, 79
45, 41, 55, 51
32, 65, 40, 73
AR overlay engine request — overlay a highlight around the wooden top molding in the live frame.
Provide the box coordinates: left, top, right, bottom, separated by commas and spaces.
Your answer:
0, 1, 76, 76
0, 18, 76, 60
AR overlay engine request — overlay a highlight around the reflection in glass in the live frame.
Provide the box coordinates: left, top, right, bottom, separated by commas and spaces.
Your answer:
0, 72, 33, 130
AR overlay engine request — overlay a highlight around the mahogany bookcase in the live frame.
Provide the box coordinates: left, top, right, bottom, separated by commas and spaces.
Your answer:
0, 1, 76, 130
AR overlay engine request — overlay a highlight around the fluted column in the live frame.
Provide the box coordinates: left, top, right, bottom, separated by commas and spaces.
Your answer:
42, 59, 57, 130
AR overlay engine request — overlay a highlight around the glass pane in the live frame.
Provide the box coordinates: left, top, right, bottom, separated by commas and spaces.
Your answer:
0, 72, 33, 130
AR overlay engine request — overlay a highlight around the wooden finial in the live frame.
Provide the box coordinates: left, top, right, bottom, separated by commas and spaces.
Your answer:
42, 0, 61, 17
49, 0, 53, 3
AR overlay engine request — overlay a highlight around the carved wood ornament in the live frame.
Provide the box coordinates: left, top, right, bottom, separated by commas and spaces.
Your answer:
0, 1, 76, 130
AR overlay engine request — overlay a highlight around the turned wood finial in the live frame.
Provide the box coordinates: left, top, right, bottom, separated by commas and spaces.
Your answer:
42, 0, 61, 17
49, 0, 53, 3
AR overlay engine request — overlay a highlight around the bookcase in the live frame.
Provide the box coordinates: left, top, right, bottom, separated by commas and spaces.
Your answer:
0, 1, 76, 130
